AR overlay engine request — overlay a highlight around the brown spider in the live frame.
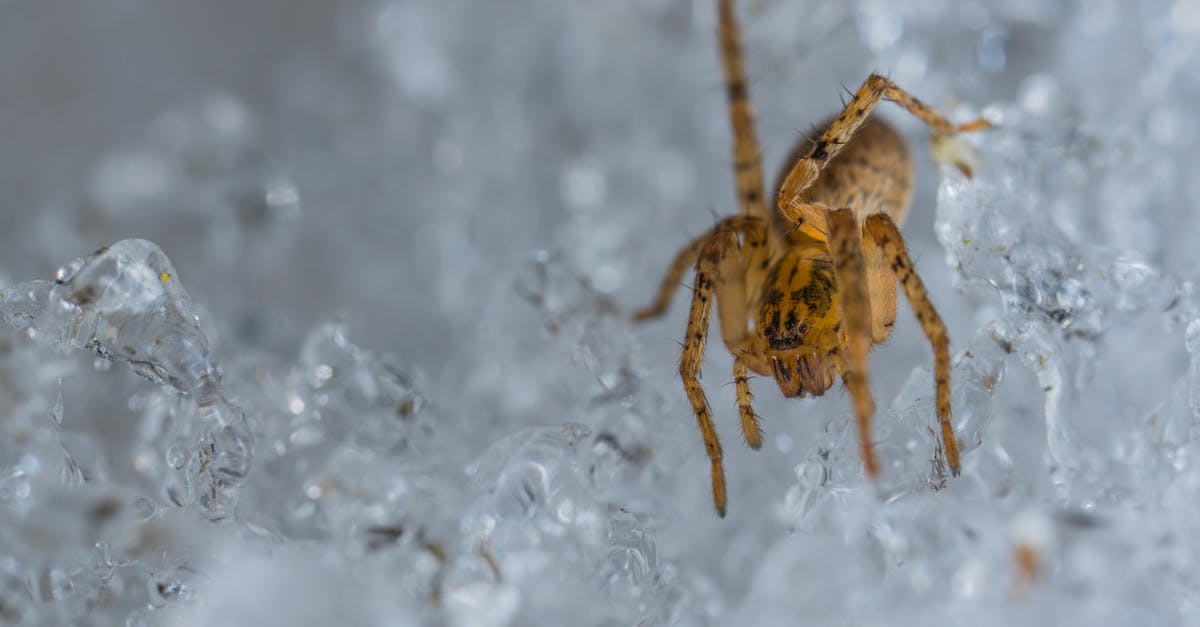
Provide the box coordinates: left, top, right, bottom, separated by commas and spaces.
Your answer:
633, 0, 989, 516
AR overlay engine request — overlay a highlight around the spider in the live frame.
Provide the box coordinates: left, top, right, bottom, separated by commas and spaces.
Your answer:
633, 0, 989, 516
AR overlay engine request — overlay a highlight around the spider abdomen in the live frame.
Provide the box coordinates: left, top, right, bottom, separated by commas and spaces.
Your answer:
774, 118, 914, 235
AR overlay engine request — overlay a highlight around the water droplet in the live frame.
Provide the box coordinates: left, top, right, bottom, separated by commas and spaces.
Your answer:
130, 496, 159, 521
166, 443, 188, 469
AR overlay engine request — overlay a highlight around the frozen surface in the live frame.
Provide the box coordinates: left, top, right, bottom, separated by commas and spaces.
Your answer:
1, 0, 1199, 625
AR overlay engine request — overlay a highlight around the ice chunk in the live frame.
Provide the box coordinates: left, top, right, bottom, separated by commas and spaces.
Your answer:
227, 321, 441, 540
37, 239, 219, 392
1, 240, 252, 520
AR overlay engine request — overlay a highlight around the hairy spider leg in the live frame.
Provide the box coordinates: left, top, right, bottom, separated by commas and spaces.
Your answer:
717, 0, 766, 223
777, 73, 989, 241
679, 225, 740, 517
717, 0, 775, 289
633, 232, 708, 322
634, 215, 765, 322
827, 208, 878, 477
733, 354, 763, 449
864, 213, 960, 474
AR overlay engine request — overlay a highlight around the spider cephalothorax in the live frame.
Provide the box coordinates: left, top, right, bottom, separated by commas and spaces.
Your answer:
633, 0, 988, 516
755, 250, 842, 398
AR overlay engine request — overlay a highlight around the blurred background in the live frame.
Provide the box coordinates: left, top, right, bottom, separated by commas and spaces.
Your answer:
0, 0, 1071, 366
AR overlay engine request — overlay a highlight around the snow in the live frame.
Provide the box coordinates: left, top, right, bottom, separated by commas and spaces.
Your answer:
0, 0, 1198, 624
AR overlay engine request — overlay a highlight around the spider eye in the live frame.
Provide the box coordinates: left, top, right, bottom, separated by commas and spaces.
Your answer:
763, 319, 810, 350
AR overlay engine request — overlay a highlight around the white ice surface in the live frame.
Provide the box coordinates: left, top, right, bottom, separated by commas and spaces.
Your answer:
1, 0, 1199, 625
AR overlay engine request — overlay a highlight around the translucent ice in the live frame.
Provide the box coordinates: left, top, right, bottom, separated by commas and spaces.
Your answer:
37, 240, 217, 391
1, 240, 252, 520
2, 0, 1200, 625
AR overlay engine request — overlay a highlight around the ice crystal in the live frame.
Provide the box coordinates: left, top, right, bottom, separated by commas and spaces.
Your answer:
1, 0, 1199, 625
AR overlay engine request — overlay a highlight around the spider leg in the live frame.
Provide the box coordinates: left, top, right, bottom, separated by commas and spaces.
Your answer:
634, 216, 765, 322
862, 217, 899, 343
717, 0, 767, 223
827, 208, 879, 479
713, 218, 769, 451
633, 233, 708, 322
778, 74, 989, 234
863, 213, 960, 475
733, 353, 763, 449
680, 225, 743, 517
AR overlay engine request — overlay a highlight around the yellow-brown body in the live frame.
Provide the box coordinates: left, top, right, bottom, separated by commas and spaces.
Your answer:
634, 0, 987, 516
741, 118, 913, 397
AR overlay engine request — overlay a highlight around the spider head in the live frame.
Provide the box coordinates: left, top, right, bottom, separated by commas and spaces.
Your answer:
768, 349, 835, 398
758, 301, 840, 398
756, 252, 842, 398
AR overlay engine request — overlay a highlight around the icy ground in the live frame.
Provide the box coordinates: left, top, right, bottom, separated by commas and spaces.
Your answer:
1, 0, 1199, 625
